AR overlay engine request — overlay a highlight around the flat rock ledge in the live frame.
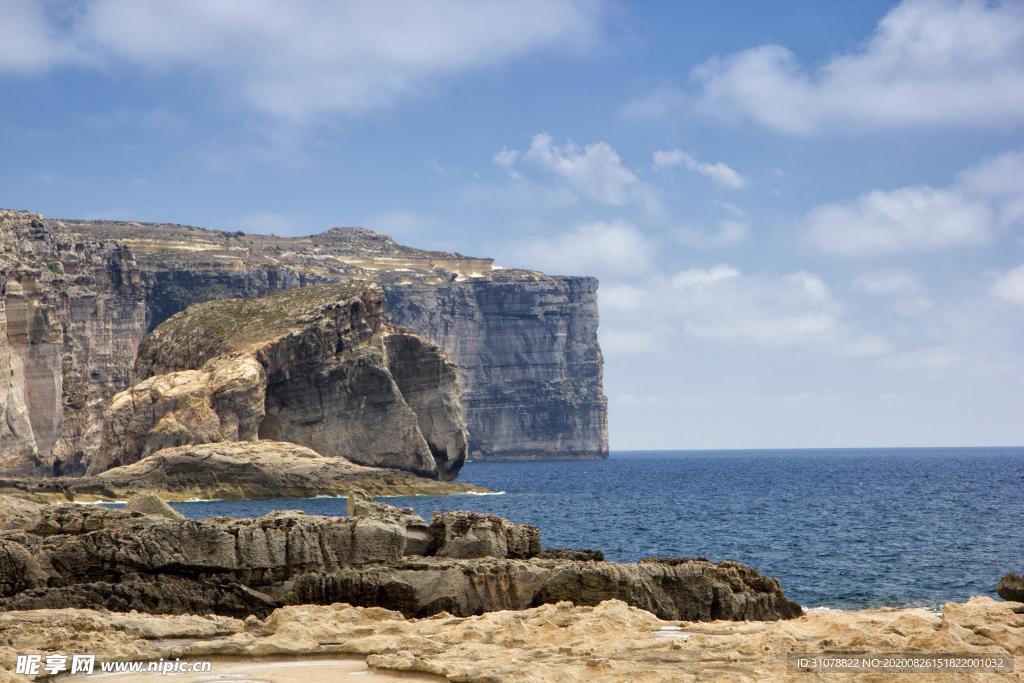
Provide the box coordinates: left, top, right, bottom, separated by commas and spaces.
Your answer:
0, 441, 485, 503
0, 494, 798, 623
1, 596, 1022, 682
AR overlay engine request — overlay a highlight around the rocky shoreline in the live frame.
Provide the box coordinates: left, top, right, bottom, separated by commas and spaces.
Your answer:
0, 493, 1021, 681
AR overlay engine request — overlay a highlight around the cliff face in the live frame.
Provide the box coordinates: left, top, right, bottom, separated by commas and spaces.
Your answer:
0, 210, 608, 474
0, 211, 147, 475
385, 277, 607, 460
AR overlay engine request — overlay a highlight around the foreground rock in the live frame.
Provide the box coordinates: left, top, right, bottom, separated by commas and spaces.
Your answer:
999, 572, 1024, 602
2, 597, 1021, 682
0, 496, 798, 622
87, 284, 468, 480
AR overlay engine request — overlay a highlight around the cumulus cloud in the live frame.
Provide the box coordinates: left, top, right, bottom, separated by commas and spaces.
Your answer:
600, 265, 889, 354
992, 264, 1024, 304
687, 0, 1024, 134
652, 149, 747, 188
0, 0, 600, 121
494, 134, 663, 217
505, 220, 655, 276
806, 149, 1024, 257
522, 134, 639, 205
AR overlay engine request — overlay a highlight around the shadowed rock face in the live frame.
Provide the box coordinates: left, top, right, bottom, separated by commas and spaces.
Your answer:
1, 211, 607, 475
0, 496, 801, 622
86, 285, 468, 480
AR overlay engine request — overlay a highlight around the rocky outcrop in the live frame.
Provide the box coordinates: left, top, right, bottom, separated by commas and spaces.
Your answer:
86, 285, 468, 480
90, 355, 266, 473
0, 498, 799, 623
0, 444, 483, 502
429, 509, 540, 559
3, 597, 1021, 682
998, 572, 1024, 602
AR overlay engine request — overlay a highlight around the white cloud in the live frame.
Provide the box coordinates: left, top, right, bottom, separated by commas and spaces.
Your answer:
674, 220, 748, 249
2, 0, 600, 121
806, 149, 1024, 256
652, 149, 747, 188
689, 0, 1024, 134
852, 269, 932, 315
0, 0, 82, 71
523, 134, 639, 205
505, 220, 655, 276
992, 264, 1024, 304
852, 269, 923, 295
602, 265, 887, 354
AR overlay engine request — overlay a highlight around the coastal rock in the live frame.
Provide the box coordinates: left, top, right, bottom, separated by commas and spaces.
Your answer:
429, 510, 540, 559
5, 597, 1020, 682
291, 555, 801, 621
122, 494, 183, 520
998, 572, 1024, 602
90, 355, 266, 473
0, 498, 799, 623
88, 285, 468, 480
538, 547, 605, 561
346, 490, 433, 556
0, 496, 43, 531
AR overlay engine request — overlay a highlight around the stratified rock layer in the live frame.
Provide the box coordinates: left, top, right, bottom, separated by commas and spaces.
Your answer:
87, 285, 468, 480
0, 497, 799, 623
0, 211, 147, 475
1, 211, 607, 473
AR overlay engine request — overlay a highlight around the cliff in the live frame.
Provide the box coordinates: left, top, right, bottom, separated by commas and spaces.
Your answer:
0, 209, 607, 475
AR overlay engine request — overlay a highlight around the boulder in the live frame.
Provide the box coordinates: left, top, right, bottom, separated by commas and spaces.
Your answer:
997, 572, 1024, 602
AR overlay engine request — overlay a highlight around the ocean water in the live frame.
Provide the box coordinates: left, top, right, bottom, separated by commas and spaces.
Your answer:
162, 448, 1024, 610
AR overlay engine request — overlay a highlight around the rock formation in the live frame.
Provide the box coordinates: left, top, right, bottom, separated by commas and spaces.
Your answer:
0, 443, 482, 502
0, 211, 147, 475
86, 284, 468, 480
998, 572, 1024, 602
0, 210, 608, 478
0, 496, 800, 623
2, 597, 1020, 682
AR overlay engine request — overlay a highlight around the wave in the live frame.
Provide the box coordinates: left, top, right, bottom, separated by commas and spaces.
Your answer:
456, 490, 506, 496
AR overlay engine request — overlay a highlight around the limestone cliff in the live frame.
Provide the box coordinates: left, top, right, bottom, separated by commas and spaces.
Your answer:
88, 285, 468, 480
0, 209, 608, 475
0, 211, 147, 475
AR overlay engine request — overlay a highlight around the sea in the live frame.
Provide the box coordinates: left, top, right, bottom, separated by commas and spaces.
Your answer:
146, 447, 1024, 611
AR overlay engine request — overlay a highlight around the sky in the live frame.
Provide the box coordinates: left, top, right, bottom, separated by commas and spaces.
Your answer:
2, 0, 1023, 449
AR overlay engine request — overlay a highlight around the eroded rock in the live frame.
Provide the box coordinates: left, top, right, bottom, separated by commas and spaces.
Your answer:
87, 285, 469, 480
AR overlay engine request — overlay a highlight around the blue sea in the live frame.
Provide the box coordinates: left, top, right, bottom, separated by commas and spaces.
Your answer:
156, 448, 1024, 610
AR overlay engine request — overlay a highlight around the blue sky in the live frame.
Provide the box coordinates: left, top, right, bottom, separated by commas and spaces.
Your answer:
2, 0, 1023, 449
